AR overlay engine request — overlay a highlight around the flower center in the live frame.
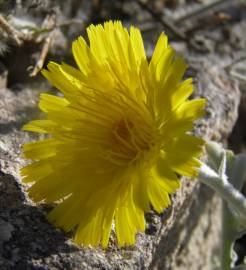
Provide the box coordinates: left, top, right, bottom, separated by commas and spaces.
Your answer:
115, 119, 133, 142
111, 117, 152, 163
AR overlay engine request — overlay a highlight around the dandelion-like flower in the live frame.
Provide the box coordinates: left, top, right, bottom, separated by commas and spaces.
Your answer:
21, 21, 205, 247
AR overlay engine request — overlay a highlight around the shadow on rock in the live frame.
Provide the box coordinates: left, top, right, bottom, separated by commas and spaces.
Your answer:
0, 106, 42, 136
149, 183, 217, 269
0, 172, 79, 270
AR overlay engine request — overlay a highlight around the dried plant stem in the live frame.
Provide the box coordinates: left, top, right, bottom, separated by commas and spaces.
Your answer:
0, 14, 24, 45
30, 14, 56, 77
136, 0, 186, 41
29, 31, 54, 77
135, 0, 205, 51
175, 0, 241, 24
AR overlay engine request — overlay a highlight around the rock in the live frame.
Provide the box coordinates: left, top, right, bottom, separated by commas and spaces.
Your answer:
0, 54, 240, 270
0, 62, 8, 89
0, 220, 14, 243
228, 58, 246, 154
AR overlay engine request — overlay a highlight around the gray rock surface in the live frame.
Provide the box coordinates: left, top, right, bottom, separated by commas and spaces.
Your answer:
0, 56, 240, 270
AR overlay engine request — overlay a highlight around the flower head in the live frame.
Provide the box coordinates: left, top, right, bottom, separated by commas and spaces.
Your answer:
21, 21, 205, 247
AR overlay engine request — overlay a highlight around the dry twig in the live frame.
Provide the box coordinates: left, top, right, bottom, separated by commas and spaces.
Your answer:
29, 14, 56, 77
0, 14, 25, 45
136, 0, 186, 41
175, 0, 242, 24
29, 30, 54, 77
135, 0, 205, 51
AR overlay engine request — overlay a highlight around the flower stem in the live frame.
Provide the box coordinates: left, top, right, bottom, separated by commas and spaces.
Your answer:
221, 202, 238, 270
198, 163, 246, 225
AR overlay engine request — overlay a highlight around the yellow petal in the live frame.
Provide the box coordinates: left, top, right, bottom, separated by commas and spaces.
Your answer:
22, 139, 58, 160
149, 32, 168, 73
130, 26, 146, 63
72, 36, 90, 75
23, 120, 56, 133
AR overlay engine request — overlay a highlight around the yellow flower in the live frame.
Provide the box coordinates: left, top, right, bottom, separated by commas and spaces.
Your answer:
21, 21, 205, 248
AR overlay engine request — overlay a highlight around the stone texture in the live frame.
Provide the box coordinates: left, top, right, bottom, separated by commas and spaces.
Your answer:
228, 58, 246, 154
0, 62, 8, 89
0, 55, 240, 270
